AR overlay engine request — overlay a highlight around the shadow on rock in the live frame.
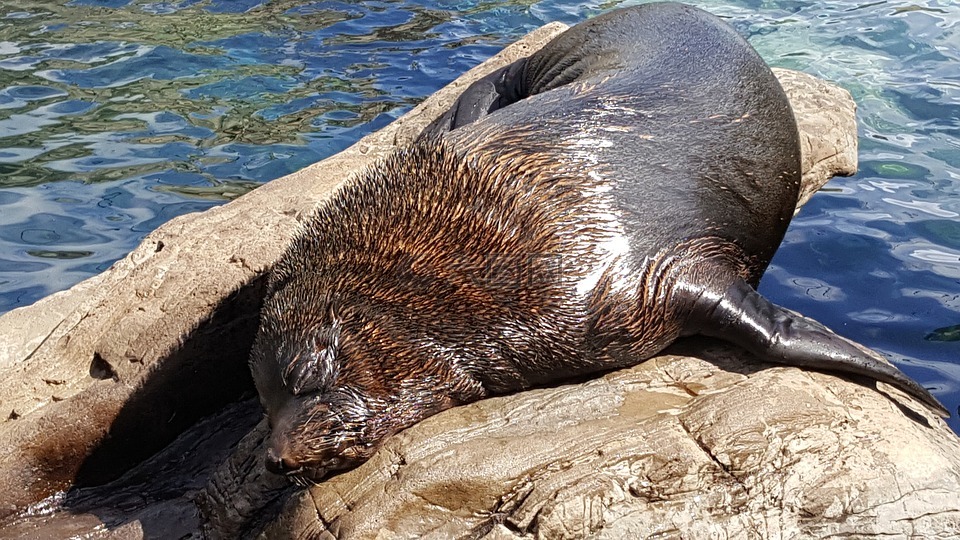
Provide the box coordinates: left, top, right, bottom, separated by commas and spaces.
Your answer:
0, 278, 274, 538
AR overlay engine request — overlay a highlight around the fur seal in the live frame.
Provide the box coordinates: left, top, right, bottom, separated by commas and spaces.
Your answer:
249, 2, 948, 483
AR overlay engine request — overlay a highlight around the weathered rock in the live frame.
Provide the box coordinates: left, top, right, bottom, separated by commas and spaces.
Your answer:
0, 19, 957, 540
776, 67, 858, 209
267, 342, 960, 539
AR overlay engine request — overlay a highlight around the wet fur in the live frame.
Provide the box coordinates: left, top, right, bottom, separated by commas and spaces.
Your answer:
250, 2, 946, 482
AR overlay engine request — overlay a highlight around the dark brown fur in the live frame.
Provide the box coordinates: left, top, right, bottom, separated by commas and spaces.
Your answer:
250, 3, 946, 484
251, 135, 656, 480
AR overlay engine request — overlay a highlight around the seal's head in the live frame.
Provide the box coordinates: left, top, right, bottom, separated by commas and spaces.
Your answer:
250, 305, 367, 483
248, 248, 474, 483
249, 264, 396, 484
249, 141, 544, 483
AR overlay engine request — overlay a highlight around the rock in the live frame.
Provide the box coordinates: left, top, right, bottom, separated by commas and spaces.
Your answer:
273, 342, 960, 538
774, 67, 858, 209
0, 19, 957, 539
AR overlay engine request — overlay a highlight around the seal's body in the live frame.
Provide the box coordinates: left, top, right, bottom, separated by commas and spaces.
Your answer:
250, 2, 946, 483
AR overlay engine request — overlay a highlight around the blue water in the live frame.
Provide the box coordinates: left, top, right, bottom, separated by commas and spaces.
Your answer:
0, 0, 957, 430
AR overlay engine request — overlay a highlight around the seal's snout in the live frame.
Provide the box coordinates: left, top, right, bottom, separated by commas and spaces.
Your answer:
264, 446, 301, 475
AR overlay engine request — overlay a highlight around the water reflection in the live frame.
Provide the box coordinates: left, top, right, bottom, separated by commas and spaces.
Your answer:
0, 0, 511, 192
0, 0, 555, 313
882, 198, 959, 218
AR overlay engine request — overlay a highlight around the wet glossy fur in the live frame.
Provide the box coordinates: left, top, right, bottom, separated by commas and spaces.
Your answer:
250, 2, 946, 483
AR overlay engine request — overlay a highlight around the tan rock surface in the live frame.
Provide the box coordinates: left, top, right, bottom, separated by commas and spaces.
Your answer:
264, 344, 960, 539
0, 19, 957, 539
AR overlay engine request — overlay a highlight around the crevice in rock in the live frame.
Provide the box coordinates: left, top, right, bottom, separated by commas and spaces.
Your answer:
677, 416, 748, 495
460, 512, 511, 540
458, 477, 540, 539
89, 352, 118, 381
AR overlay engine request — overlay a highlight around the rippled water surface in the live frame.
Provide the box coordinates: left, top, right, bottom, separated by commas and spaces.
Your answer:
0, 0, 958, 428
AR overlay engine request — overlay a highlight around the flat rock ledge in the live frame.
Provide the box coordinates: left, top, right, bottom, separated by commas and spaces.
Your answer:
0, 22, 958, 540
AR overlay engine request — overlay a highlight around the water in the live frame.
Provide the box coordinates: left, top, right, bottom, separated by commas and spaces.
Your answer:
0, 0, 958, 432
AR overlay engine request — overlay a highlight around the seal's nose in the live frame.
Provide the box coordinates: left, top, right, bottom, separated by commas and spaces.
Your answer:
264, 447, 300, 475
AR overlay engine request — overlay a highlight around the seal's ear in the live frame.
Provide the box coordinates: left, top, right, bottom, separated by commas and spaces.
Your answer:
249, 330, 284, 408
683, 276, 948, 417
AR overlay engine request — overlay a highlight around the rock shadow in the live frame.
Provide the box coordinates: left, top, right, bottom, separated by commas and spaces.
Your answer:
53, 276, 271, 536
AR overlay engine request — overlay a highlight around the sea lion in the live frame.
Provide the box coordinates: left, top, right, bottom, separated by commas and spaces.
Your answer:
249, 2, 947, 483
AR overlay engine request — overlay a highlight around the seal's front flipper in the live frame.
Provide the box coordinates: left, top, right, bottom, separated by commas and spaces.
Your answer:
419, 59, 530, 138
686, 277, 949, 417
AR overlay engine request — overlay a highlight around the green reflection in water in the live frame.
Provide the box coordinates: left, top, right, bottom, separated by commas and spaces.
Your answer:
325, 6, 449, 45
152, 178, 263, 200
2, 0, 344, 49
863, 160, 930, 180
0, 0, 441, 190
925, 324, 960, 343
26, 249, 94, 259
908, 220, 960, 251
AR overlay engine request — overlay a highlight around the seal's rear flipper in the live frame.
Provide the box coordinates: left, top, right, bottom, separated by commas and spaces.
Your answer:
687, 277, 949, 418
